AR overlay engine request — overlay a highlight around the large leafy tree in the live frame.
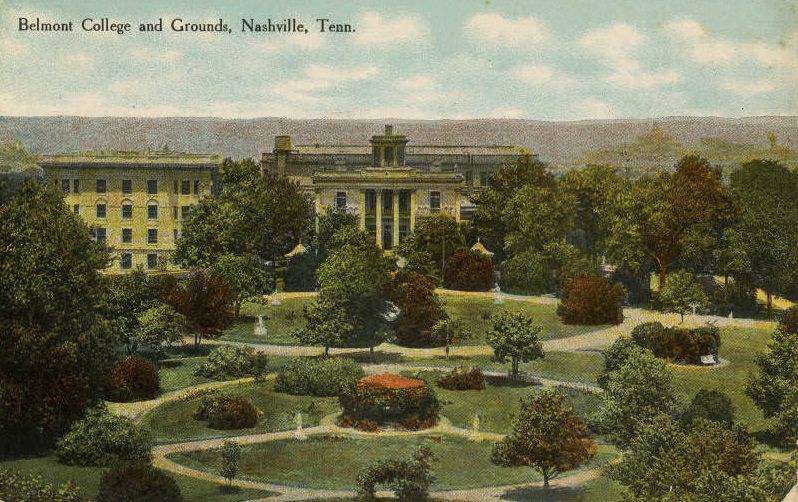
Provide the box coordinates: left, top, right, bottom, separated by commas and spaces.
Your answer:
486, 311, 544, 378
472, 154, 554, 257
653, 270, 710, 322
133, 304, 187, 354
729, 159, 798, 315
0, 180, 116, 452
164, 271, 233, 346
502, 184, 577, 256
607, 414, 766, 501
623, 156, 734, 288
175, 158, 311, 267
293, 296, 352, 356
593, 346, 675, 448
398, 213, 465, 283
211, 254, 274, 317
746, 308, 798, 444
315, 226, 392, 361
492, 390, 597, 489
100, 269, 161, 353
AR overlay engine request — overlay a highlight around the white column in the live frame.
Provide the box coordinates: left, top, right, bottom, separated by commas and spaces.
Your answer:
375, 189, 383, 248
392, 189, 400, 248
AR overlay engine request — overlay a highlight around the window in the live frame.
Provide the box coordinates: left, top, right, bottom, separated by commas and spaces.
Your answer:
173, 180, 179, 194
147, 229, 158, 244
73, 204, 80, 214
96, 204, 107, 218
122, 179, 132, 194
73, 179, 80, 193
122, 228, 132, 243
120, 253, 132, 270
95, 227, 107, 243
181, 205, 191, 220
96, 179, 106, 194
173, 229, 178, 242
384, 146, 394, 166
480, 171, 492, 187
147, 180, 157, 195
173, 206, 178, 219
61, 179, 70, 193
147, 204, 158, 219
335, 191, 347, 210
181, 180, 190, 195
193, 179, 200, 195
122, 203, 133, 219
430, 191, 441, 211
147, 253, 157, 269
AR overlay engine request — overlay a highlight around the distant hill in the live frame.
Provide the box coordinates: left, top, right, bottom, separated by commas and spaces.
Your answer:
1, 115, 796, 167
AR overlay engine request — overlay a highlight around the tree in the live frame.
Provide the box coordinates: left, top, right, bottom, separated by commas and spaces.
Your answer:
398, 213, 465, 283
502, 184, 577, 256
430, 317, 471, 359
472, 154, 554, 258
746, 314, 798, 444
443, 249, 493, 291
316, 206, 359, 256
211, 254, 274, 317
387, 271, 446, 347
624, 156, 734, 288
164, 271, 234, 346
97, 464, 182, 502
315, 226, 392, 362
557, 274, 625, 325
0, 180, 116, 453
219, 440, 241, 486
681, 389, 735, 427
294, 296, 352, 356
100, 269, 160, 353
653, 270, 709, 322
486, 311, 544, 378
492, 390, 597, 489
133, 304, 187, 354
499, 240, 594, 295
606, 414, 769, 501
597, 336, 645, 390
175, 158, 311, 267
593, 347, 675, 448
729, 159, 798, 316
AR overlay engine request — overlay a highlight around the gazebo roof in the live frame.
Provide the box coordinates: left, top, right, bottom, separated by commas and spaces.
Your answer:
285, 243, 307, 257
358, 373, 426, 390
471, 239, 494, 257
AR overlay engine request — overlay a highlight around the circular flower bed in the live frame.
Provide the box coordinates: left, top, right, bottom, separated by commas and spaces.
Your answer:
338, 374, 440, 431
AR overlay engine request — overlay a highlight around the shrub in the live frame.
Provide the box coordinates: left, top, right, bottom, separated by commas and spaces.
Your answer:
0, 468, 83, 502
557, 275, 625, 325
444, 249, 493, 291
499, 249, 552, 295
104, 356, 160, 402
356, 445, 435, 501
355, 419, 380, 433
711, 282, 759, 317
283, 252, 318, 292
194, 395, 258, 430
194, 345, 268, 380
681, 389, 735, 427
97, 464, 182, 502
781, 306, 798, 334
631, 322, 721, 364
399, 416, 422, 431
275, 357, 365, 396
56, 406, 152, 466
340, 374, 440, 428
437, 367, 485, 390
652, 270, 710, 322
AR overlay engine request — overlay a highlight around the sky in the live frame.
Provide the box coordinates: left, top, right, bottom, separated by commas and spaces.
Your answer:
0, 0, 796, 120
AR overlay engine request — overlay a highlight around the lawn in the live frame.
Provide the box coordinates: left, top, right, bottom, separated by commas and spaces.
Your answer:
397, 350, 605, 385
402, 370, 602, 434
157, 354, 300, 393
140, 380, 340, 444
0, 455, 276, 501
169, 435, 618, 491
221, 294, 601, 346
442, 296, 603, 344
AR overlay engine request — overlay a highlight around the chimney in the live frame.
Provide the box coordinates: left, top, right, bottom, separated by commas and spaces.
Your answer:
385, 124, 393, 136
274, 135, 292, 177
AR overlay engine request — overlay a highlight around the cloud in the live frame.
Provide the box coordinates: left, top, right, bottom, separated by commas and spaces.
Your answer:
128, 47, 181, 63
270, 64, 379, 103
252, 30, 326, 53
398, 75, 434, 91
354, 12, 424, 46
575, 98, 616, 120
579, 23, 681, 89
721, 79, 776, 95
464, 13, 546, 47
511, 64, 579, 88
664, 19, 704, 40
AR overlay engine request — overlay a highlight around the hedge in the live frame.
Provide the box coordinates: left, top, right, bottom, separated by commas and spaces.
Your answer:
631, 322, 721, 364
104, 356, 160, 402
274, 357, 364, 396
194, 345, 268, 380
557, 275, 624, 325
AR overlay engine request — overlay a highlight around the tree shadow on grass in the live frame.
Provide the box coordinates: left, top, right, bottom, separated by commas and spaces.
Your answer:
501, 484, 592, 501
218, 485, 241, 494
336, 350, 406, 364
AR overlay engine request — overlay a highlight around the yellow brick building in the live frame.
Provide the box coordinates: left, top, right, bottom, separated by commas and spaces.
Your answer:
39, 151, 222, 272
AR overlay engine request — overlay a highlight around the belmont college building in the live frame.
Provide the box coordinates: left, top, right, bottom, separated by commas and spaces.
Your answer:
39, 125, 530, 271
